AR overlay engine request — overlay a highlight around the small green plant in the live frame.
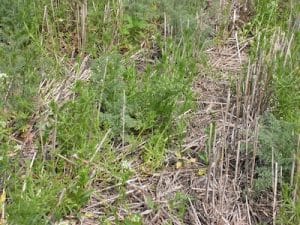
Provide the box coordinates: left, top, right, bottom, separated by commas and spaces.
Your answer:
144, 132, 168, 170
121, 15, 147, 44
277, 184, 300, 225
254, 114, 297, 193
145, 195, 158, 211
169, 192, 190, 221
123, 214, 142, 225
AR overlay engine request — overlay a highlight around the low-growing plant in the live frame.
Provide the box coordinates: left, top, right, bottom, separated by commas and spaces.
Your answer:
169, 192, 190, 221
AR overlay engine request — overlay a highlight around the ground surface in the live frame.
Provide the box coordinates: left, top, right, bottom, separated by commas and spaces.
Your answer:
1, 1, 299, 225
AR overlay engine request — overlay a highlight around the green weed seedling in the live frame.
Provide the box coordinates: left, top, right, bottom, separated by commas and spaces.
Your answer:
169, 192, 190, 221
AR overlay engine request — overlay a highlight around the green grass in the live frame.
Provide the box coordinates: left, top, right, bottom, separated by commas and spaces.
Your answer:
0, 0, 208, 224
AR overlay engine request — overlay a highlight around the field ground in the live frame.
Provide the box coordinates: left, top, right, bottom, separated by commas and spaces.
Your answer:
0, 0, 299, 224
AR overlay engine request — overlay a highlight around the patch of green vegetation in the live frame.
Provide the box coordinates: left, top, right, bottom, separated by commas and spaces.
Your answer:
255, 114, 298, 193
249, 0, 300, 124
245, 0, 300, 223
123, 214, 142, 225
0, 0, 208, 223
169, 192, 190, 221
